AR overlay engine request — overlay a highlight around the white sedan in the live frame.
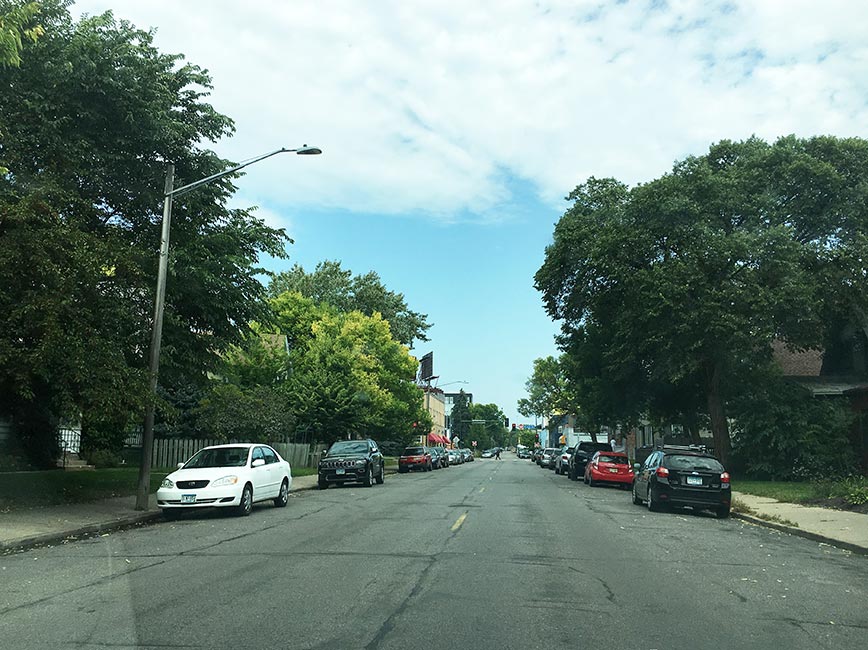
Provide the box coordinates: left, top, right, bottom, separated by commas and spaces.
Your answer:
156, 443, 292, 518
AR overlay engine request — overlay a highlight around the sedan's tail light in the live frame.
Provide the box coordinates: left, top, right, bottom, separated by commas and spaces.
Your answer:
655, 466, 669, 478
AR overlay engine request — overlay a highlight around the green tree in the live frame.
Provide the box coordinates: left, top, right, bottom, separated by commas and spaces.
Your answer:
536, 137, 868, 464
268, 261, 431, 346
449, 389, 472, 443
469, 403, 507, 448
0, 3, 288, 463
0, 1, 44, 68
270, 293, 424, 446
518, 429, 537, 448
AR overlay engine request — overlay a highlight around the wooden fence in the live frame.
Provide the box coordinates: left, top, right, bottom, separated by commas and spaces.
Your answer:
152, 438, 328, 469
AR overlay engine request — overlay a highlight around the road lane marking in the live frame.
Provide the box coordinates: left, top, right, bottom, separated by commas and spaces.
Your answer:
451, 512, 468, 532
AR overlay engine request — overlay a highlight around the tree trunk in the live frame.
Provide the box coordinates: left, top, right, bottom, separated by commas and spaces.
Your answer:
683, 413, 702, 445
704, 360, 732, 465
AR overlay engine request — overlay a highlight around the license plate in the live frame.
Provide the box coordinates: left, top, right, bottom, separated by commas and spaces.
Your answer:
181, 494, 196, 504
609, 468, 619, 473
335, 468, 346, 475
686, 476, 703, 486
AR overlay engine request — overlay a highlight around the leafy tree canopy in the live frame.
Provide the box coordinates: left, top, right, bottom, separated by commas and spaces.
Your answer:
536, 136, 868, 464
268, 261, 430, 346
0, 1, 288, 463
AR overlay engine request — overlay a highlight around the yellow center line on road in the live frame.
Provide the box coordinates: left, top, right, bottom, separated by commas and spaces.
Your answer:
451, 511, 468, 532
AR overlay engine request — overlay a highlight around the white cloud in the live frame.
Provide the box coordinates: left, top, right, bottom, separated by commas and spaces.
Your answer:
74, 0, 868, 220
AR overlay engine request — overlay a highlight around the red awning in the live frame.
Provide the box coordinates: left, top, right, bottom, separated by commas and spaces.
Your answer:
429, 434, 447, 444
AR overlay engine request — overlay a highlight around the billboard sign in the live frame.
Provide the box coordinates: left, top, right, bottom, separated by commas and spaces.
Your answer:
420, 352, 434, 381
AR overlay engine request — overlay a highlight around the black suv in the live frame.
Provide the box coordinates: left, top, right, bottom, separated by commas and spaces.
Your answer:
318, 439, 385, 489
631, 447, 731, 518
568, 441, 612, 480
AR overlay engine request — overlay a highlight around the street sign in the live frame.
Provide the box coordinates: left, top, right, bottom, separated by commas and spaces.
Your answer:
471, 441, 477, 447
517, 424, 524, 430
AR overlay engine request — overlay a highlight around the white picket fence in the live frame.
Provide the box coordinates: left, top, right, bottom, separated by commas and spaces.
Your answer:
151, 438, 327, 469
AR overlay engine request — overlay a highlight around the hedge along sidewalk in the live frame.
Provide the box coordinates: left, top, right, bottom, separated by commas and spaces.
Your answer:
731, 490, 868, 555
0, 467, 397, 552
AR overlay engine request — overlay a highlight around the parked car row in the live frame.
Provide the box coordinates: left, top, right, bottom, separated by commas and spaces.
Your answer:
527, 443, 732, 518
399, 445, 474, 473
156, 437, 484, 520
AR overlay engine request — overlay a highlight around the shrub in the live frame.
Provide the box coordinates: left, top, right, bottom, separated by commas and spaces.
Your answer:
84, 449, 123, 468
731, 375, 858, 481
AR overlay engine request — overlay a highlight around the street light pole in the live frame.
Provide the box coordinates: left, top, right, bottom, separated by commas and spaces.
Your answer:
135, 145, 321, 511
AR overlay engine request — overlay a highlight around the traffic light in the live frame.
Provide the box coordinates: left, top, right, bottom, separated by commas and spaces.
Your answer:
505, 417, 509, 429
511, 423, 516, 431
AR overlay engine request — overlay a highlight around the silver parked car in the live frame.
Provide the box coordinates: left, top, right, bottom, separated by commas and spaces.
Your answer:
538, 448, 557, 468
554, 446, 574, 475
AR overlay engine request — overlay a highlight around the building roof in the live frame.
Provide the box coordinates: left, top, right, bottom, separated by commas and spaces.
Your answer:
771, 340, 823, 377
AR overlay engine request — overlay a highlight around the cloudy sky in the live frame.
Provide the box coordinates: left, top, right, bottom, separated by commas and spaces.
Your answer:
75, 0, 868, 425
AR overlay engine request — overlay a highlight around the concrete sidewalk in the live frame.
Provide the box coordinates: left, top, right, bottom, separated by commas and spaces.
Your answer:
732, 490, 868, 555
0, 472, 323, 552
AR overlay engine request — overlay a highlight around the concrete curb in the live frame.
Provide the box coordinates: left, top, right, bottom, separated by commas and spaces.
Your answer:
0, 511, 163, 553
732, 511, 868, 556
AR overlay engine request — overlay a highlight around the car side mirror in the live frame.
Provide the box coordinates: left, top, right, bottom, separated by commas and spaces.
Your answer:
252, 458, 265, 468
177, 462, 185, 469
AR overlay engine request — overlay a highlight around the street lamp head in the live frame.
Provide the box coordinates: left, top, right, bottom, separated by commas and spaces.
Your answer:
293, 145, 322, 155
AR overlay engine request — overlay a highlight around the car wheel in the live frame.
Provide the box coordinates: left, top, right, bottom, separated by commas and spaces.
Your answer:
569, 466, 578, 481
647, 485, 663, 512
273, 479, 289, 507
376, 464, 385, 484
588, 474, 596, 487
716, 506, 730, 519
235, 484, 253, 516
318, 479, 328, 489
161, 508, 180, 521
364, 464, 374, 487
583, 473, 589, 485
632, 482, 642, 505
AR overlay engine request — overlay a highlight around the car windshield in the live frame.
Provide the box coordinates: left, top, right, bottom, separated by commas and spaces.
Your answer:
666, 455, 725, 472
183, 447, 248, 468
326, 441, 368, 456
403, 447, 425, 455
597, 455, 628, 465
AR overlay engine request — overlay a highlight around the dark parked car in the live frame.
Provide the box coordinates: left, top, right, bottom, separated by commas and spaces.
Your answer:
430, 447, 448, 469
631, 447, 731, 518
399, 446, 433, 472
568, 441, 612, 480
318, 439, 385, 489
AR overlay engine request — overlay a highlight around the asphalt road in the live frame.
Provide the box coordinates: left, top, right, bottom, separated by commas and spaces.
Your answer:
1, 456, 867, 650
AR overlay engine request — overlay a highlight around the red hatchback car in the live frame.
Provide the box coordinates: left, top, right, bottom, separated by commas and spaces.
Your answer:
584, 451, 633, 488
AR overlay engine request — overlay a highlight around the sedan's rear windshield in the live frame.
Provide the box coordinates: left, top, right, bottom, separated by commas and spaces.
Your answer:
597, 455, 629, 464
184, 447, 248, 468
327, 441, 368, 455
403, 447, 425, 455
665, 455, 724, 472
